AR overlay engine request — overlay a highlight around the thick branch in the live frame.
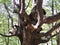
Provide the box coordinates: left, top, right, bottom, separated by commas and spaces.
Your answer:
20, 0, 25, 13
36, 0, 43, 22
19, 0, 30, 24
45, 23, 60, 36
36, 13, 60, 32
35, 0, 44, 32
43, 13, 60, 24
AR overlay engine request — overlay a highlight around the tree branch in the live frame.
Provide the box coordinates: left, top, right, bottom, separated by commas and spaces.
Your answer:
43, 13, 60, 24
35, 0, 44, 32
19, 0, 30, 23
20, 0, 25, 13
45, 23, 60, 36
36, 12, 60, 32
4, 3, 13, 27
13, 0, 21, 9
51, 32, 60, 38
32, 31, 60, 44
36, 0, 43, 22
0, 33, 14, 37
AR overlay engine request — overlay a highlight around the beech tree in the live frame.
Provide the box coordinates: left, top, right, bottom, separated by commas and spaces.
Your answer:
0, 0, 60, 45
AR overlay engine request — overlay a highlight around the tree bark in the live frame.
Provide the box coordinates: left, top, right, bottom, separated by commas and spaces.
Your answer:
22, 29, 33, 45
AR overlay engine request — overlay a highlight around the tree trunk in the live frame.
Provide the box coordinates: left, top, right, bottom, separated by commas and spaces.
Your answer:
22, 30, 33, 45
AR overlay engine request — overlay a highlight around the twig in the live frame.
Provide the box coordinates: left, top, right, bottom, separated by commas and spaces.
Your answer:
51, 32, 60, 38
25, 0, 31, 10
0, 33, 14, 37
